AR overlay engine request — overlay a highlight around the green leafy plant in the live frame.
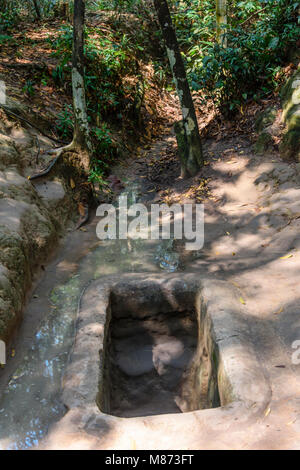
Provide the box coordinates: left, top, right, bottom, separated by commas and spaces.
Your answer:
49, 25, 138, 120
22, 80, 35, 97
0, 34, 15, 45
89, 124, 116, 184
0, 10, 19, 32
56, 104, 74, 139
184, 0, 300, 114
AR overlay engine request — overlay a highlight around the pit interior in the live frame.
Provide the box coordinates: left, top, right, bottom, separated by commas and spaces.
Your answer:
98, 280, 221, 418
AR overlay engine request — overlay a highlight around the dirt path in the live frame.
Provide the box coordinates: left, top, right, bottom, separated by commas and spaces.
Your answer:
0, 211, 100, 396
0, 123, 300, 449
106, 130, 300, 449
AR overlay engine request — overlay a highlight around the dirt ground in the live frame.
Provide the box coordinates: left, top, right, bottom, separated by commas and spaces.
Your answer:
1, 113, 300, 449
0, 17, 299, 449
28, 123, 300, 450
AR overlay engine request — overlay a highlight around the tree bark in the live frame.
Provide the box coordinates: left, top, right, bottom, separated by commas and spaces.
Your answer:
32, 0, 41, 19
55, 1, 71, 20
153, 0, 203, 178
216, 0, 227, 47
72, 0, 93, 171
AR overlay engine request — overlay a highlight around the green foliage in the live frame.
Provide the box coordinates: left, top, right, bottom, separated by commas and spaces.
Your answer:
187, 27, 284, 113
89, 123, 115, 184
48, 11, 152, 184
88, 164, 107, 186
49, 25, 138, 118
93, 123, 113, 152
49, 24, 73, 67
56, 104, 74, 139
171, 0, 216, 49
56, 108, 115, 185
91, 0, 150, 16
0, 9, 19, 31
92, 0, 137, 11
0, 34, 15, 45
22, 80, 35, 97
178, 0, 300, 114
0, 0, 69, 24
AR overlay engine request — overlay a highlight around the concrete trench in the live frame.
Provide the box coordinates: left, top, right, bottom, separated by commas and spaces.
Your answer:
3, 132, 299, 448
43, 274, 271, 450
100, 283, 220, 417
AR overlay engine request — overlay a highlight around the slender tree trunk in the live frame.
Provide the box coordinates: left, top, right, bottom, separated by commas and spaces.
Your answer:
0, 1, 8, 13
153, 0, 203, 178
72, 0, 93, 171
57, 0, 71, 20
216, 0, 227, 47
32, 0, 41, 19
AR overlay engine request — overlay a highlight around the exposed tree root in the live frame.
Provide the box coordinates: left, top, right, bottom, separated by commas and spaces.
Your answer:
75, 204, 89, 230
28, 141, 91, 230
28, 142, 77, 180
0, 105, 67, 145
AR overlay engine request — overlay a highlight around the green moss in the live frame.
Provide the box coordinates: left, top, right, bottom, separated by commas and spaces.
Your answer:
280, 130, 300, 161
254, 131, 273, 154
284, 104, 300, 131
280, 68, 300, 109
255, 107, 277, 133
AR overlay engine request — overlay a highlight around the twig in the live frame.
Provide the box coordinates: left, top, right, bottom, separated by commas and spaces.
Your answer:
28, 142, 76, 180
240, 6, 269, 26
75, 205, 89, 230
0, 62, 47, 70
29, 154, 61, 180
35, 136, 40, 164
0, 105, 68, 145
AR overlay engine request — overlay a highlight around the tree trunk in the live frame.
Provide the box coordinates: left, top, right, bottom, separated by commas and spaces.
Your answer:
32, 0, 41, 19
153, 0, 203, 178
216, 0, 227, 47
0, 1, 8, 13
72, 0, 93, 171
55, 1, 71, 21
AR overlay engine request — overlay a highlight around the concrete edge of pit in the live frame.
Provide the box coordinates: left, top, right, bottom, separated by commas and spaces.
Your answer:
43, 273, 272, 450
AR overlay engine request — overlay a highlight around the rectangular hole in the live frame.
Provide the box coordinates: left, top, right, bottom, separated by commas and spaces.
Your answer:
99, 290, 220, 418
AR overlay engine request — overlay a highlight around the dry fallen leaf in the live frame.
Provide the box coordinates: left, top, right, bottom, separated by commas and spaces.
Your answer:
280, 254, 293, 260
231, 281, 241, 288
274, 306, 283, 315
239, 296, 246, 305
70, 178, 75, 189
131, 439, 137, 450
264, 407, 271, 417
286, 419, 296, 426
78, 203, 86, 216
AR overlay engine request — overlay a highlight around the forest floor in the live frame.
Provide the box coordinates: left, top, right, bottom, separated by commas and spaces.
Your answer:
0, 17, 300, 450
1, 109, 300, 449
